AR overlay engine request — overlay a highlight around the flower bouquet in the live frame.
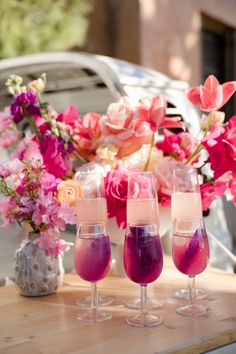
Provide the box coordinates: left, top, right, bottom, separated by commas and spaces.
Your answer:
0, 73, 235, 266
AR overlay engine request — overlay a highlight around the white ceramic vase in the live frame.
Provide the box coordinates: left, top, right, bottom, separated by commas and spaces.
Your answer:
13, 234, 64, 296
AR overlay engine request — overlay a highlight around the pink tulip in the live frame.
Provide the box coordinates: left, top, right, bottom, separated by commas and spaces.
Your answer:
186, 75, 236, 111
137, 95, 184, 131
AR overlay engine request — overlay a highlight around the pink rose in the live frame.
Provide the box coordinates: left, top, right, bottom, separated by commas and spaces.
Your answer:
103, 97, 152, 158
202, 116, 236, 178
105, 166, 129, 229
186, 75, 236, 111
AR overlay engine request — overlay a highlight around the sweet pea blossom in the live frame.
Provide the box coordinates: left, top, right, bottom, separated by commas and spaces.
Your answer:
0, 107, 13, 130
0, 158, 24, 178
200, 181, 227, 210
36, 229, 73, 256
186, 75, 236, 112
156, 129, 198, 162
202, 116, 236, 178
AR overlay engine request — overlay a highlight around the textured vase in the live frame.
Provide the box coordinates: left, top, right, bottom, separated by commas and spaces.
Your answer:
13, 234, 64, 296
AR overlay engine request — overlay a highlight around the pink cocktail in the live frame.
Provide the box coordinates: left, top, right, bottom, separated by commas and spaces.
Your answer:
74, 235, 111, 282
172, 229, 209, 276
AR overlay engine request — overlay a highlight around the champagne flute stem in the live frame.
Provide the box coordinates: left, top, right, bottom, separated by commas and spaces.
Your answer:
141, 285, 148, 316
91, 282, 98, 319
188, 276, 196, 305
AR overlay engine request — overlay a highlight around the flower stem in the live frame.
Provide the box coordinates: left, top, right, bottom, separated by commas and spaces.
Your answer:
185, 144, 203, 164
144, 133, 155, 171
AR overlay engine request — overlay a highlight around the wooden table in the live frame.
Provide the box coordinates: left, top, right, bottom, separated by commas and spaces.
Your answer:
0, 258, 236, 354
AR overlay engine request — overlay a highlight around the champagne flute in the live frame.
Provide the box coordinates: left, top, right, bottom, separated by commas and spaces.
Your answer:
123, 172, 164, 327
171, 167, 207, 300
74, 172, 113, 308
172, 217, 211, 316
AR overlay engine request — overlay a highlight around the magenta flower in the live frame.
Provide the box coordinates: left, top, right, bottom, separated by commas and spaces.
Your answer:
156, 129, 198, 162
11, 91, 40, 124
202, 116, 236, 179
40, 132, 69, 178
200, 181, 226, 210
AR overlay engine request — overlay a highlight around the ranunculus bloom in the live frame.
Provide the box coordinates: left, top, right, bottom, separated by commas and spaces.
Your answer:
74, 112, 104, 160
156, 129, 198, 162
186, 75, 236, 112
103, 97, 152, 158
137, 95, 184, 131
57, 179, 83, 206
202, 116, 236, 178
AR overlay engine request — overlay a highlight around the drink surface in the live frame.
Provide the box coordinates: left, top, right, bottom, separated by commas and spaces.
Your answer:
124, 226, 163, 285
76, 198, 107, 224
171, 192, 202, 222
127, 199, 160, 227
74, 235, 111, 282
172, 229, 209, 276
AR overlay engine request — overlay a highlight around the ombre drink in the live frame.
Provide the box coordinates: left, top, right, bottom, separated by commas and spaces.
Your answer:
172, 228, 209, 276
74, 234, 111, 282
124, 225, 163, 285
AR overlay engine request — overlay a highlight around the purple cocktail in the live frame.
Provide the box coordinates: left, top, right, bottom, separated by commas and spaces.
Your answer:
74, 235, 111, 282
124, 225, 163, 285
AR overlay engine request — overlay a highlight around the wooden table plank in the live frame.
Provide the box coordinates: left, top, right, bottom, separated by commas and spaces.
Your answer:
0, 257, 236, 354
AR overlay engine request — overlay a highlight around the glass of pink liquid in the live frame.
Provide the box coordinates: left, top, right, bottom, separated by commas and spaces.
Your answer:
171, 167, 207, 301
172, 217, 211, 317
74, 223, 112, 322
73, 172, 113, 307
123, 172, 164, 327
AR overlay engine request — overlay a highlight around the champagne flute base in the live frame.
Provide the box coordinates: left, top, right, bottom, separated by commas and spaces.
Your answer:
173, 288, 207, 300
76, 295, 113, 307
176, 303, 211, 317
125, 297, 164, 310
126, 313, 163, 328
76, 309, 112, 322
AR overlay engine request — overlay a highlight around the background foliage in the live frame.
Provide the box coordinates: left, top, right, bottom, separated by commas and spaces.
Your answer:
0, 0, 92, 58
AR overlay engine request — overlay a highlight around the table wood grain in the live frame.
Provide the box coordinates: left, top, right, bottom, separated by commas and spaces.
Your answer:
0, 257, 236, 354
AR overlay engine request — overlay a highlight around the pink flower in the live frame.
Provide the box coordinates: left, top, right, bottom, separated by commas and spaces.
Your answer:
200, 181, 226, 210
202, 116, 236, 178
103, 97, 152, 158
229, 179, 236, 206
186, 75, 236, 111
105, 166, 129, 229
0, 197, 19, 226
156, 129, 198, 162
153, 157, 185, 206
137, 95, 184, 131
74, 112, 104, 160
36, 229, 73, 256
0, 107, 13, 130
0, 129, 20, 149
0, 158, 24, 178
40, 132, 69, 178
